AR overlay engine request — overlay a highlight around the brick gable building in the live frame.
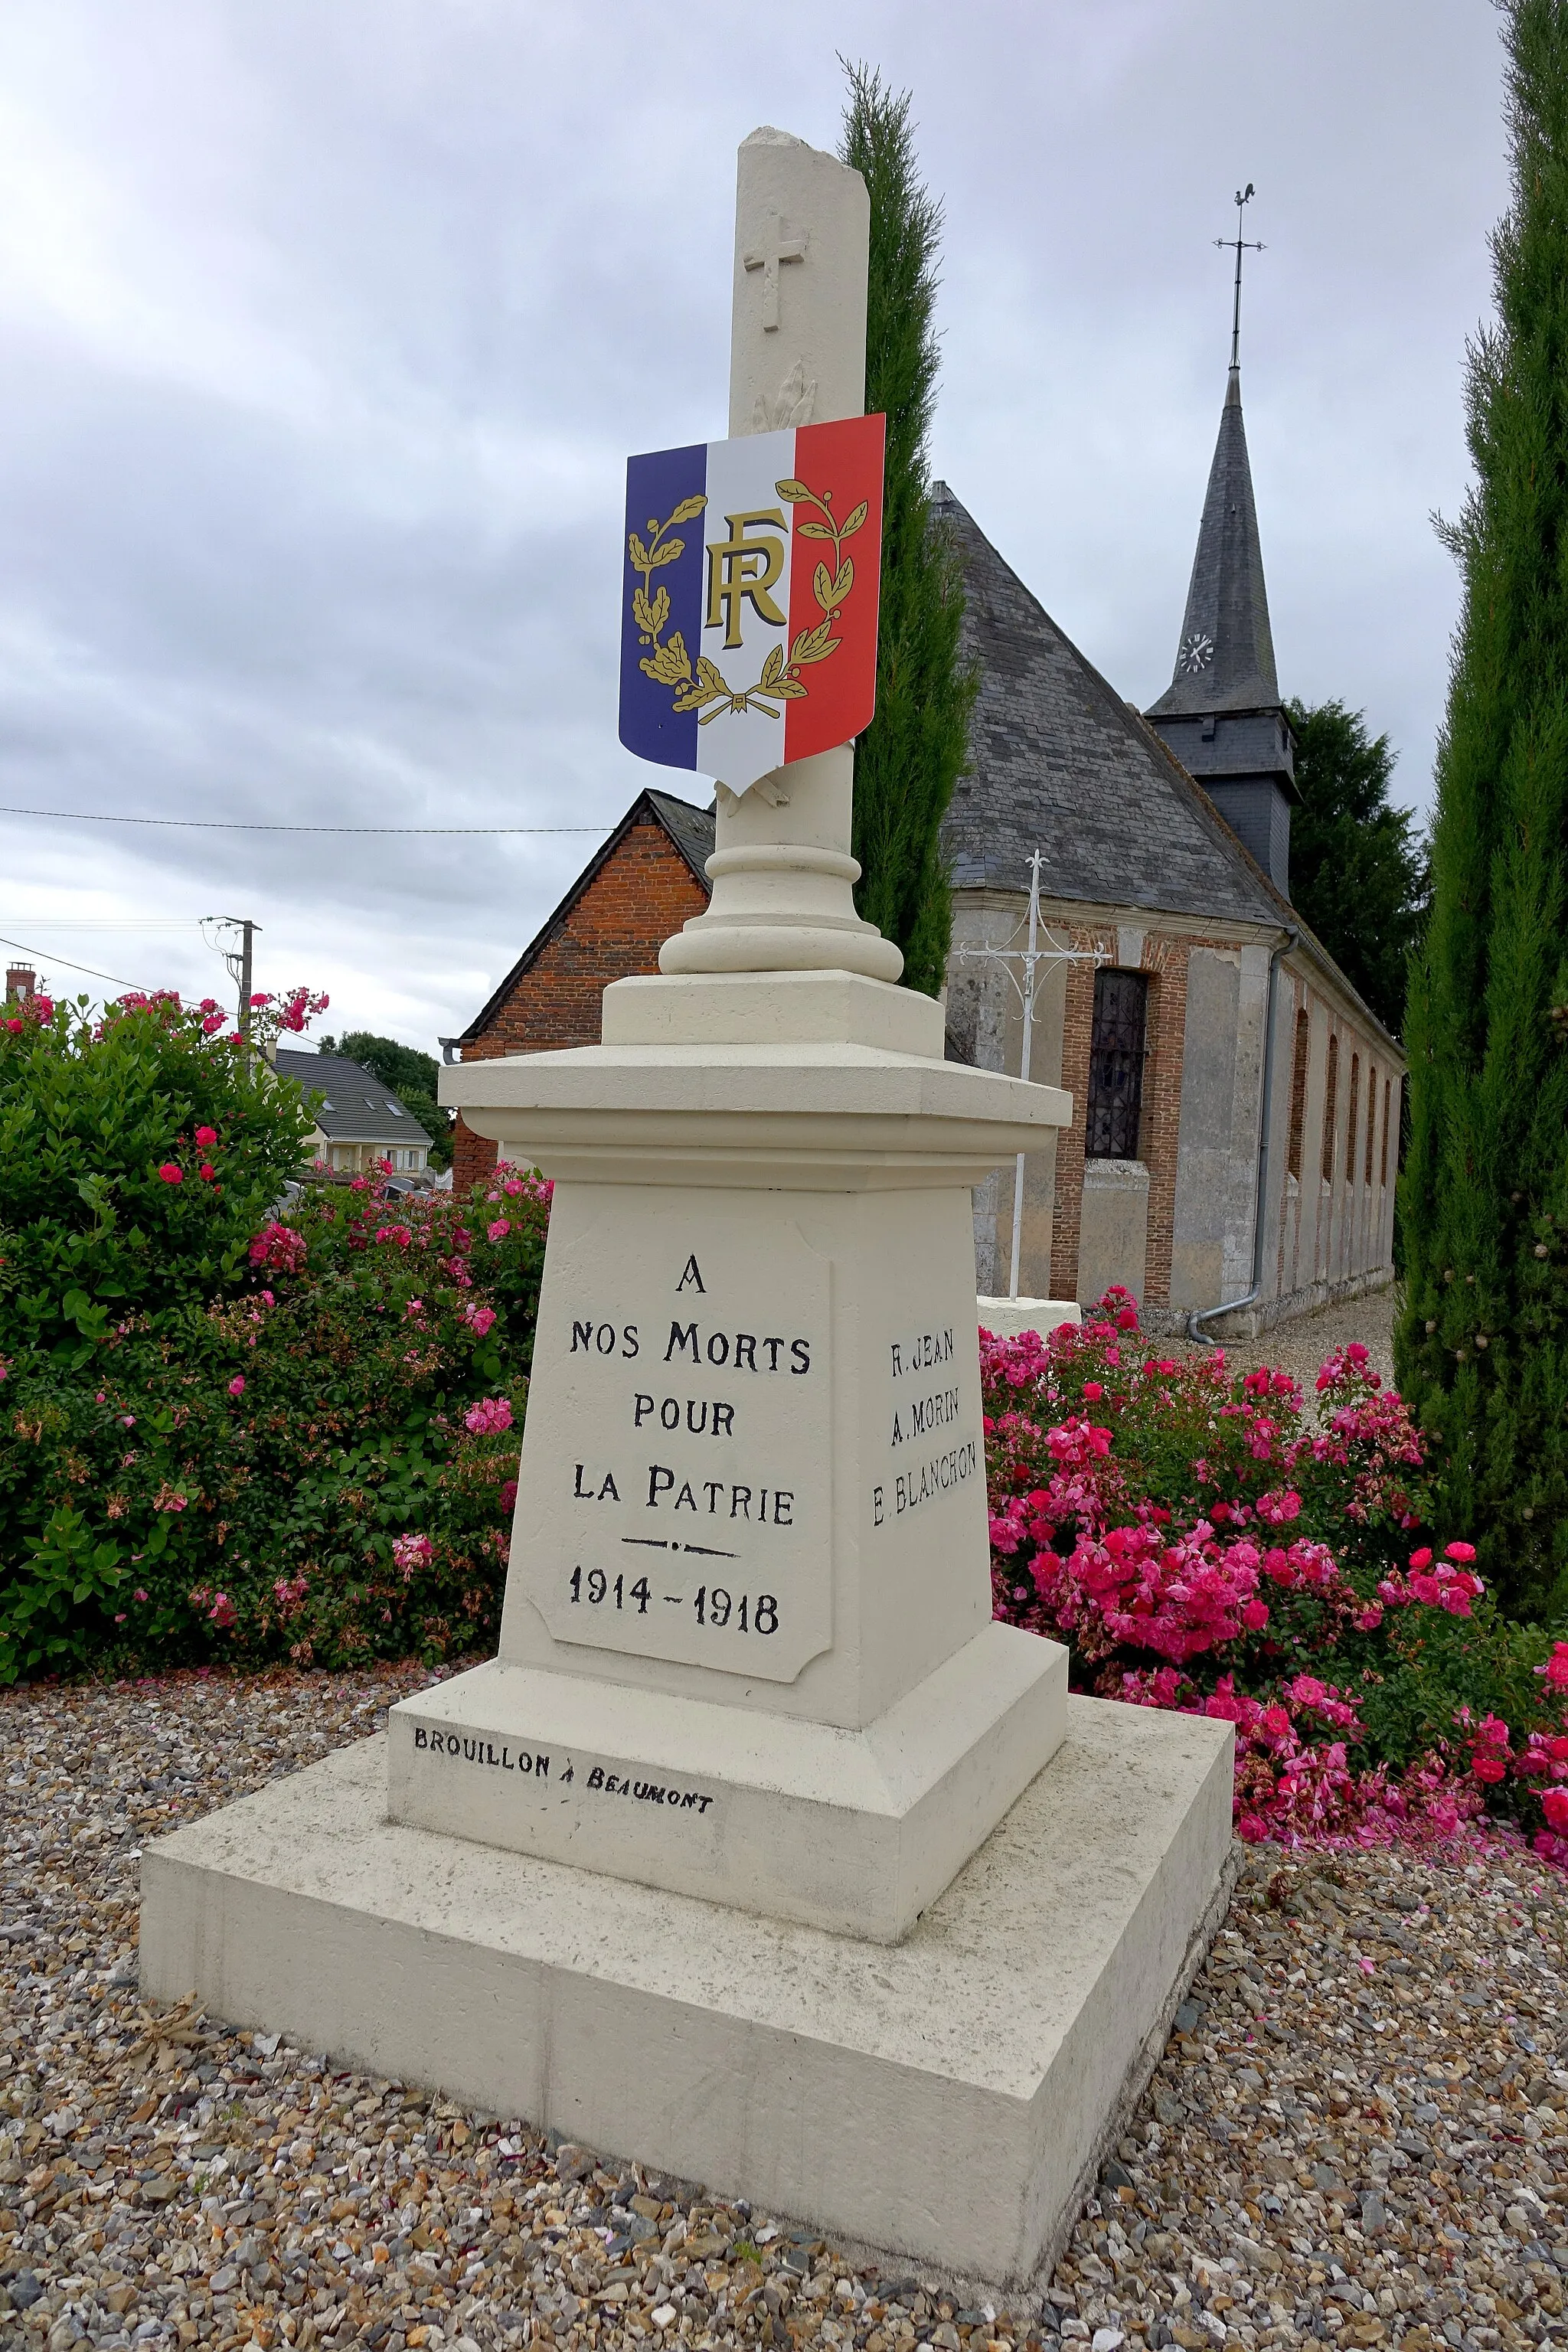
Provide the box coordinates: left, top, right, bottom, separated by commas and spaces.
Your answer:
446, 789, 713, 1195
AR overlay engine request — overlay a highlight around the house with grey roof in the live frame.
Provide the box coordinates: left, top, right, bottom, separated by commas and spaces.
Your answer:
941, 348, 1402, 1334
273, 1049, 435, 1178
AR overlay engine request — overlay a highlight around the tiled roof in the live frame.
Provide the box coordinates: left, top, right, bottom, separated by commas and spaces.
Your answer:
273, 1050, 433, 1148
934, 483, 1284, 929
647, 789, 717, 883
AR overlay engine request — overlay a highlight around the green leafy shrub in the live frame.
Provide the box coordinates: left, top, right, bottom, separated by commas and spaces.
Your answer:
0, 989, 316, 1358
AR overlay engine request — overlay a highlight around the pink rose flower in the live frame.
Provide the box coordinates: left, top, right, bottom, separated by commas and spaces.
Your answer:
392, 1533, 434, 1581
227, 1375, 245, 1396
158, 1164, 183, 1184
464, 1396, 514, 1436
194, 1125, 217, 1147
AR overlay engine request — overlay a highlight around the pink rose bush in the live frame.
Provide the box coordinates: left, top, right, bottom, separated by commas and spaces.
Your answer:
2, 1153, 547, 1683
985, 1291, 1568, 1864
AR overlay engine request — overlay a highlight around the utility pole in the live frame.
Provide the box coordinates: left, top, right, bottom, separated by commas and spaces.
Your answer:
205, 915, 261, 1040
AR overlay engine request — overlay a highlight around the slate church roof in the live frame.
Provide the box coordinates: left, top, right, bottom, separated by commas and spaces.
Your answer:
933, 483, 1285, 930
1147, 368, 1280, 721
273, 1050, 433, 1148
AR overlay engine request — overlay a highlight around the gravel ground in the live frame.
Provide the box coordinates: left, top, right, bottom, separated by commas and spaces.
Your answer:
3, 1668, 1567, 2352
1177, 1289, 1399, 1398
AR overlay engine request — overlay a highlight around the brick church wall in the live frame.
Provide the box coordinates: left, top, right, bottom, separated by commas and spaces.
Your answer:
451, 820, 710, 1195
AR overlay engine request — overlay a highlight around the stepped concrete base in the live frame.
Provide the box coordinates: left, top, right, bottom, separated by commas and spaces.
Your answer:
978, 1297, 1083, 1341
141, 1695, 1233, 2285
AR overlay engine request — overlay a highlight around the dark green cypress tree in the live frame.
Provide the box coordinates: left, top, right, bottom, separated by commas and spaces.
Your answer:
1395, 0, 1568, 1621
839, 64, 975, 997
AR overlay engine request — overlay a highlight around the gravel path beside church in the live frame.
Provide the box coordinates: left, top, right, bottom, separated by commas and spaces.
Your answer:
1174, 1287, 1399, 1397
2, 1667, 1566, 2352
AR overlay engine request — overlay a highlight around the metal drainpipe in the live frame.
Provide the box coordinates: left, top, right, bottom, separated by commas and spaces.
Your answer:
1187, 924, 1298, 1346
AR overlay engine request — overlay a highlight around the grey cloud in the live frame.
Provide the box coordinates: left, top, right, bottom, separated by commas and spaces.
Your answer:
0, 0, 1508, 1043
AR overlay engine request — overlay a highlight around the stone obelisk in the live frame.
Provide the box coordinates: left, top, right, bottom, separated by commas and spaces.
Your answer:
657, 126, 898, 988
141, 129, 1234, 2288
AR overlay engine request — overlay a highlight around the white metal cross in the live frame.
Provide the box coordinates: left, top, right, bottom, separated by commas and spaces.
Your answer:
948, 850, 1107, 1300
743, 212, 807, 332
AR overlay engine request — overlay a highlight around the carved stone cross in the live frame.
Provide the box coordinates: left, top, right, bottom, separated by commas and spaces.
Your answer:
743, 211, 807, 330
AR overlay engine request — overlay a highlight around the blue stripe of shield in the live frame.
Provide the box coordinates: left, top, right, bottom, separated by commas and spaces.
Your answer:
619, 442, 707, 772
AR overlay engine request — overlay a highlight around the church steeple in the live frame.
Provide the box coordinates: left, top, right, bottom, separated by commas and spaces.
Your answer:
1145, 190, 1296, 897
1146, 365, 1280, 717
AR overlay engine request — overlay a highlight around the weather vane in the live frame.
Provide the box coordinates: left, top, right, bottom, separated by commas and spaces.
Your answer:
1214, 184, 1263, 374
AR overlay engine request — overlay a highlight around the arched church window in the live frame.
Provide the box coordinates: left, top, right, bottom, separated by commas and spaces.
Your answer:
1365, 1064, 1377, 1185
1346, 1054, 1361, 1184
1286, 1006, 1310, 1180
1086, 969, 1148, 1161
1321, 1035, 1339, 1184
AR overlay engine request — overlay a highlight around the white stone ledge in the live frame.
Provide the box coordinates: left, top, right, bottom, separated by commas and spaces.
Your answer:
978, 1298, 1082, 1341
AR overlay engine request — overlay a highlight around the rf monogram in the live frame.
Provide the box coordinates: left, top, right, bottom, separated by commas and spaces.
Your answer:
705, 509, 788, 648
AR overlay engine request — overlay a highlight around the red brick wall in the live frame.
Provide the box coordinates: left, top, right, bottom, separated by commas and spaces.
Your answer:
451, 821, 710, 1196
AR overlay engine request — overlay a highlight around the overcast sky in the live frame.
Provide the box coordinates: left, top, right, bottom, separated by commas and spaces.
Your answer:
0, 0, 1509, 1053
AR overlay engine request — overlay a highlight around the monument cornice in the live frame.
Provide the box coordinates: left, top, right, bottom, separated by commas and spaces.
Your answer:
449, 1042, 1070, 1190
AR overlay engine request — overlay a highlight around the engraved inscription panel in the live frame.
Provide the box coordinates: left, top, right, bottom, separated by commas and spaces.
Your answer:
868, 1319, 981, 1534
515, 1210, 833, 1681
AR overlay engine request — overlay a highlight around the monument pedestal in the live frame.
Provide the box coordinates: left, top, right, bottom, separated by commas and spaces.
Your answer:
381, 967, 1073, 1940
143, 1696, 1233, 2288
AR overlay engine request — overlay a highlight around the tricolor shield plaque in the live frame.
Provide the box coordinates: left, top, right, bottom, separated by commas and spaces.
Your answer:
619, 413, 885, 793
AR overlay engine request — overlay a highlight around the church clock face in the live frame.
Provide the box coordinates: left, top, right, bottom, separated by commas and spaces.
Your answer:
1178, 631, 1215, 675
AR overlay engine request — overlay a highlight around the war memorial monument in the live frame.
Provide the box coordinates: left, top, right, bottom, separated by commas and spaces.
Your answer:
142, 125, 1234, 2287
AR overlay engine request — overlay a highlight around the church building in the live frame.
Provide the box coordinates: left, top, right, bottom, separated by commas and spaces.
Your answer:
942, 346, 1400, 1333
449, 356, 1401, 1337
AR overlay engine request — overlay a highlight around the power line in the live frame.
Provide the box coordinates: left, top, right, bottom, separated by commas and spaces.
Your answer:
0, 931, 155, 991
0, 919, 205, 929
0, 803, 613, 836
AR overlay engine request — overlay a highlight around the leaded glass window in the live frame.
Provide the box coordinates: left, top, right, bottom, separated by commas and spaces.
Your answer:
1086, 969, 1148, 1161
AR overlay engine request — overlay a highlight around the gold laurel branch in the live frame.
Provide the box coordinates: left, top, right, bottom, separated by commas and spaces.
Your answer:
631, 474, 866, 730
